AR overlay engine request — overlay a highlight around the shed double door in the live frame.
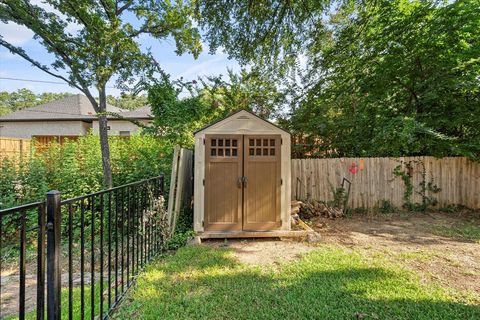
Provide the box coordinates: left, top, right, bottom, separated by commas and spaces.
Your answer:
204, 134, 281, 231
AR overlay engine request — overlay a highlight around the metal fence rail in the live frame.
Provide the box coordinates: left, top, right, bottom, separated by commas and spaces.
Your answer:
0, 175, 165, 320
0, 201, 46, 319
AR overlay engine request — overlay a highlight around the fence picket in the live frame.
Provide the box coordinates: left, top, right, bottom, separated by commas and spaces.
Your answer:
292, 157, 480, 209
0, 137, 31, 160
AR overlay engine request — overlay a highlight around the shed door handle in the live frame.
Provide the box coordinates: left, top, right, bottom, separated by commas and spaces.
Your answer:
238, 176, 248, 188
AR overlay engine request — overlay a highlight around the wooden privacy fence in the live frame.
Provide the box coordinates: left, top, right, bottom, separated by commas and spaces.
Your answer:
0, 137, 31, 160
292, 157, 480, 209
167, 146, 193, 234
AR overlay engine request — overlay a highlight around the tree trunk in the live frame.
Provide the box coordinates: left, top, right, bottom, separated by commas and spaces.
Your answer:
98, 86, 113, 188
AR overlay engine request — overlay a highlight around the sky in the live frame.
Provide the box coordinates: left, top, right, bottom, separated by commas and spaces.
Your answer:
0, 7, 241, 97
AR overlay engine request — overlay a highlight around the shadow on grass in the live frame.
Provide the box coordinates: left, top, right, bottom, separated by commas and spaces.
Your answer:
114, 246, 480, 320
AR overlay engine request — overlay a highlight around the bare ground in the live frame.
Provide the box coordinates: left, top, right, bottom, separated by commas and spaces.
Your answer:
0, 270, 102, 317
205, 238, 316, 266
204, 211, 480, 303
313, 212, 480, 300
2, 212, 479, 316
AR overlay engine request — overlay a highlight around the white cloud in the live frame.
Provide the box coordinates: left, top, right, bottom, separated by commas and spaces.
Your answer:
30, 0, 50, 10
215, 46, 228, 55
0, 23, 34, 45
65, 22, 82, 35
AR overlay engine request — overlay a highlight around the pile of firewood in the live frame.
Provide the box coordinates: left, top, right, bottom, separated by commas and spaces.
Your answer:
297, 200, 344, 219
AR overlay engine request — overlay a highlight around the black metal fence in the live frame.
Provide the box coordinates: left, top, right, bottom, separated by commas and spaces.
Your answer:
0, 175, 165, 320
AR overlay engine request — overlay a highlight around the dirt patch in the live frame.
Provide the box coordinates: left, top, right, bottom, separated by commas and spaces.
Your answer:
312, 212, 480, 301
0, 271, 103, 317
201, 212, 479, 302
203, 238, 315, 266
1, 247, 105, 317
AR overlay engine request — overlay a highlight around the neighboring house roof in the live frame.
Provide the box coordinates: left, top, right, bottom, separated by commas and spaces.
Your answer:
104, 106, 153, 120
0, 94, 126, 122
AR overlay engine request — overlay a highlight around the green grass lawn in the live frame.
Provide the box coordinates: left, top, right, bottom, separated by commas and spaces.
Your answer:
430, 221, 480, 243
113, 245, 480, 320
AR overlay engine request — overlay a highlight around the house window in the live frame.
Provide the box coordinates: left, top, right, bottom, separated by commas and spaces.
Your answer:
119, 131, 130, 137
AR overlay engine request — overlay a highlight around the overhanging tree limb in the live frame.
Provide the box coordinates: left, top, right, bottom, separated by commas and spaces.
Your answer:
0, 39, 84, 92
0, 0, 202, 187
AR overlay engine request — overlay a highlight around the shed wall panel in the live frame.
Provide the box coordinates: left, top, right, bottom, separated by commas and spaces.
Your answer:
193, 110, 291, 232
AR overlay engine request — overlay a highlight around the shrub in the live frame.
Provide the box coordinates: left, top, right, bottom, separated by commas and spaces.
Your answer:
0, 133, 173, 209
165, 206, 195, 249
379, 200, 396, 214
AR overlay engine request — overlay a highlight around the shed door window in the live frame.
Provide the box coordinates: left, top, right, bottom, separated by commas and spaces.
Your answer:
210, 138, 238, 157
248, 138, 275, 156
204, 134, 281, 232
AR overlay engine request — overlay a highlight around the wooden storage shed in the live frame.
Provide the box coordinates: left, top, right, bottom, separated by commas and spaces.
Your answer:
194, 110, 291, 238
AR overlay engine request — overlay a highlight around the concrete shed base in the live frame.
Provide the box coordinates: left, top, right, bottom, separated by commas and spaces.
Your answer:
197, 230, 313, 240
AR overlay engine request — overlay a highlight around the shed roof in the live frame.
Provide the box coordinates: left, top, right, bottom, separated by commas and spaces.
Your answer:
194, 109, 290, 135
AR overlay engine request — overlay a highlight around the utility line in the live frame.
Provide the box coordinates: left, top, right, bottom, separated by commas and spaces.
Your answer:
0, 77, 116, 88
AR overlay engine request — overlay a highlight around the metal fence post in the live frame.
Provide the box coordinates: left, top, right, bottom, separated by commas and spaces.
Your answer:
47, 190, 61, 320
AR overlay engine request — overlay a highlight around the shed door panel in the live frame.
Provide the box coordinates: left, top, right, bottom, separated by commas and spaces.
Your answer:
204, 135, 243, 231
243, 136, 281, 230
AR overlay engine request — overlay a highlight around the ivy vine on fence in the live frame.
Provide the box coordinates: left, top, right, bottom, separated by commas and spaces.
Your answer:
393, 159, 441, 212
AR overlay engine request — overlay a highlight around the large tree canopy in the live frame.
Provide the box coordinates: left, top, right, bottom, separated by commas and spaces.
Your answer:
198, 0, 480, 159
0, 0, 202, 186
290, 0, 480, 158
197, 0, 330, 73
148, 69, 285, 146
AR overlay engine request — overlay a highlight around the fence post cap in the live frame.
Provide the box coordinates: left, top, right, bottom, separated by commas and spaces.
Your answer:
47, 190, 61, 195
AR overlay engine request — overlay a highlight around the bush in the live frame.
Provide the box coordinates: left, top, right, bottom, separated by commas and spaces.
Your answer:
164, 207, 195, 250
379, 200, 396, 214
0, 133, 173, 209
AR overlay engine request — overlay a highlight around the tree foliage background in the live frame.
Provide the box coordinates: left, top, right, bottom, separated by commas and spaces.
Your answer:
0, 89, 72, 115
198, 0, 480, 159
147, 69, 285, 147
0, 89, 148, 116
